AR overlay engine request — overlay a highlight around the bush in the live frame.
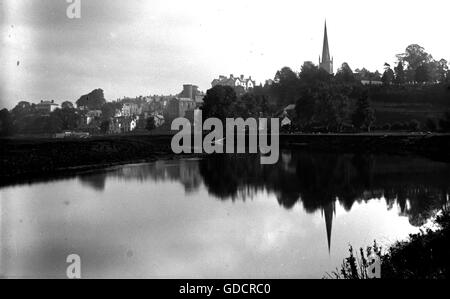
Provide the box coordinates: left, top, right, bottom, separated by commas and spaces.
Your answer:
382, 123, 391, 131
330, 211, 450, 279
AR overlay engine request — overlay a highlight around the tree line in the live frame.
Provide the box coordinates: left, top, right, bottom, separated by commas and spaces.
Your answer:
201, 44, 450, 133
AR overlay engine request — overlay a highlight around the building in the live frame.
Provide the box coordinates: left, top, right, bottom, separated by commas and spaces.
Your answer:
319, 21, 333, 74
361, 80, 383, 85
165, 84, 205, 121
36, 100, 59, 114
108, 117, 122, 134
211, 74, 256, 91
108, 116, 139, 134
166, 97, 197, 121
122, 103, 141, 117
179, 84, 198, 100
281, 116, 292, 128
122, 117, 138, 132
151, 114, 165, 127
84, 110, 102, 125
265, 79, 275, 86
178, 84, 205, 103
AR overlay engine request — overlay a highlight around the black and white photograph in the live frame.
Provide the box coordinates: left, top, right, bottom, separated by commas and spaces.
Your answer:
1, 0, 450, 285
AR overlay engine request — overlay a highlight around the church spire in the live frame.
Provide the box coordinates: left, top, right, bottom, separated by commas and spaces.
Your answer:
319, 20, 333, 74
322, 21, 330, 62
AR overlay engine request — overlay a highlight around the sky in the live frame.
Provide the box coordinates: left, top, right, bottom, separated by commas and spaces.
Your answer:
1, 0, 450, 109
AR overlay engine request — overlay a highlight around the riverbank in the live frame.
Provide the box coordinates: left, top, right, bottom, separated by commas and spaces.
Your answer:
0, 135, 197, 187
281, 132, 450, 160
2, 133, 450, 187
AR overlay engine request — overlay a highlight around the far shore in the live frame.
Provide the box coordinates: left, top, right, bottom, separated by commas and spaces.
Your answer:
1, 133, 450, 187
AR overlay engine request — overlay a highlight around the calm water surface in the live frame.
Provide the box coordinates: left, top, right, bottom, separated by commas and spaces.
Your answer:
1, 151, 449, 278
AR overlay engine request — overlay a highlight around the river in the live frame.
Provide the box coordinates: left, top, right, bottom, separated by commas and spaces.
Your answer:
1, 150, 449, 278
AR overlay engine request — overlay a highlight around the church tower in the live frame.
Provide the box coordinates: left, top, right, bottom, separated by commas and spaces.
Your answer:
319, 21, 334, 74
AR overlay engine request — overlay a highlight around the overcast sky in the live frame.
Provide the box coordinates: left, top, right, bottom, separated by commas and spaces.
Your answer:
1, 0, 449, 109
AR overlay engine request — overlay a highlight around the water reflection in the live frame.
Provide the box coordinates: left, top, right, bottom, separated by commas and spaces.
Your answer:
2, 151, 449, 278
77, 152, 450, 250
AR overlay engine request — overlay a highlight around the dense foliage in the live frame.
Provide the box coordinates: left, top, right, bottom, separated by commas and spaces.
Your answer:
330, 210, 450, 279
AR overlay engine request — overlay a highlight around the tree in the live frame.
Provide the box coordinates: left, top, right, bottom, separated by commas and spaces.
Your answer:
295, 91, 316, 128
355, 68, 381, 81
397, 44, 433, 82
315, 96, 339, 131
0, 109, 14, 136
101, 102, 122, 120
236, 93, 262, 118
352, 91, 375, 132
382, 67, 395, 85
76, 89, 106, 110
45, 114, 64, 133
201, 85, 238, 121
436, 59, 449, 82
395, 44, 445, 83
61, 101, 75, 110
394, 62, 405, 84
415, 64, 430, 83
295, 84, 351, 132
100, 120, 110, 133
335, 63, 356, 83
146, 117, 156, 131
274, 66, 298, 84
51, 108, 79, 131
299, 61, 331, 85
11, 101, 34, 117
272, 67, 301, 106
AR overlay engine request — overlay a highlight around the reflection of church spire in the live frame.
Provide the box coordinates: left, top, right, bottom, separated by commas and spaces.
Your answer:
322, 201, 336, 253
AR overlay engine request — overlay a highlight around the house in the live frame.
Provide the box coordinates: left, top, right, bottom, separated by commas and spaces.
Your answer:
108, 117, 122, 134
279, 104, 296, 118
36, 100, 59, 114
277, 104, 296, 128
281, 116, 292, 127
122, 117, 138, 132
108, 116, 139, 134
361, 80, 383, 85
211, 74, 256, 91
122, 103, 141, 117
152, 114, 165, 127
84, 110, 102, 125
